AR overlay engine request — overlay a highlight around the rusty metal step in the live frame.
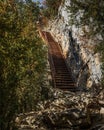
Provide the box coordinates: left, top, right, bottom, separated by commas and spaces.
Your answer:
56, 70, 69, 72
55, 74, 71, 77
56, 83, 74, 86
56, 85, 75, 89
55, 79, 73, 82
55, 77, 72, 79
54, 73, 71, 76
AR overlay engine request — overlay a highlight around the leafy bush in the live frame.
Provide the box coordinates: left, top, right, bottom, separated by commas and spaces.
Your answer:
0, 0, 47, 129
42, 0, 64, 18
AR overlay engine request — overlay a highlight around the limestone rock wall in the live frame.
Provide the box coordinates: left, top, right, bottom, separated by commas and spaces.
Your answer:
47, 0, 102, 88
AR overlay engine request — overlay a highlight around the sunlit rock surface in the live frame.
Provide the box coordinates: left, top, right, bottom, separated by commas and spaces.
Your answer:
47, 0, 102, 89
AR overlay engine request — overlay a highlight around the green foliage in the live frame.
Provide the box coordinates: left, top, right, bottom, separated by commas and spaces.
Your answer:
42, 0, 64, 18
0, 0, 47, 129
67, 0, 104, 85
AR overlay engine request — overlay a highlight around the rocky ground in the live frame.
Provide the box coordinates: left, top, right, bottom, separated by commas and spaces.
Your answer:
15, 88, 104, 130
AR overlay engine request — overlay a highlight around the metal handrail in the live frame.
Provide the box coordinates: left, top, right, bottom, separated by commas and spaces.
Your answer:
44, 32, 56, 88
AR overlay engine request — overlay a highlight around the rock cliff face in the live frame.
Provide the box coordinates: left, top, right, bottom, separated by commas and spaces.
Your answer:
47, 0, 102, 89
